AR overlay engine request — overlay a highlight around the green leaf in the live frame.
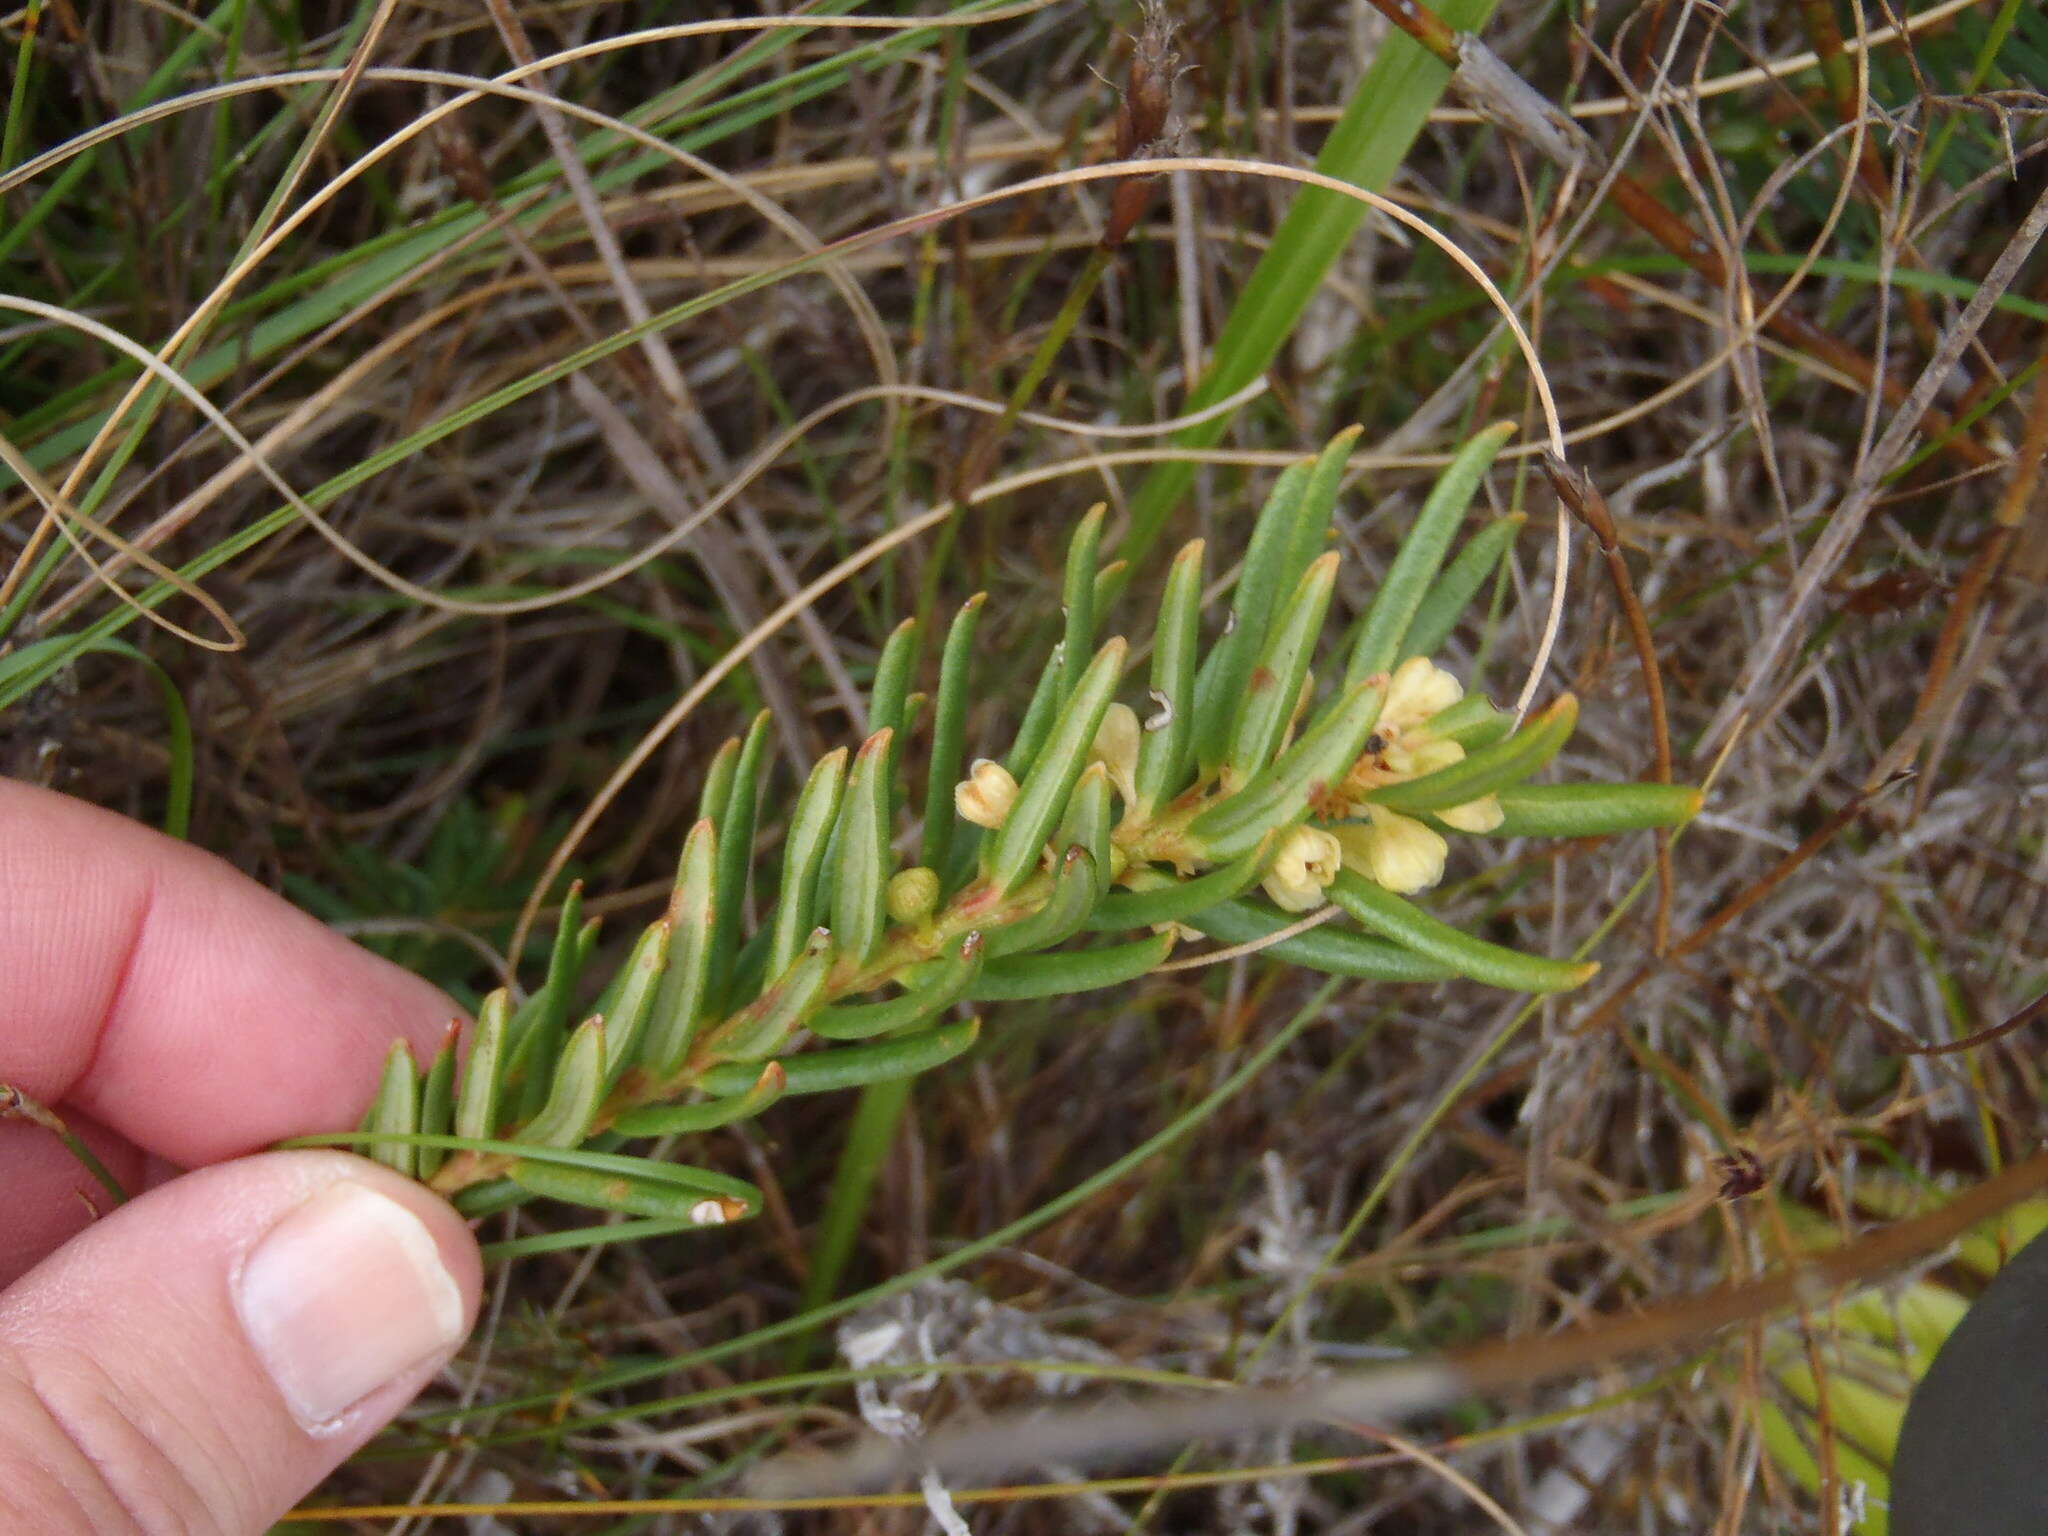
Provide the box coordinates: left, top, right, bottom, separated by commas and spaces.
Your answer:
611, 1062, 788, 1136
1366, 694, 1578, 815
642, 819, 717, 1078
1427, 693, 1516, 748
1346, 421, 1518, 686
415, 1025, 458, 1179
1327, 870, 1596, 993
1402, 513, 1524, 662
362, 1040, 421, 1177
516, 1016, 607, 1149
832, 730, 894, 965
988, 637, 1126, 893
1183, 898, 1457, 981
1487, 782, 1703, 838
1187, 678, 1385, 859
1134, 539, 1204, 816
1224, 550, 1340, 783
708, 709, 773, 1012
1089, 850, 1264, 930
921, 591, 986, 874
1282, 427, 1362, 593
1060, 504, 1106, 703
981, 845, 1099, 959
768, 748, 849, 976
1056, 761, 1116, 886
505, 881, 587, 1063
507, 1155, 758, 1222
1001, 643, 1065, 783
695, 733, 742, 828
969, 933, 1175, 1000
869, 617, 919, 736
811, 932, 984, 1040
707, 927, 835, 1062
592, 918, 672, 1093
702, 1018, 980, 1096
454, 988, 509, 1141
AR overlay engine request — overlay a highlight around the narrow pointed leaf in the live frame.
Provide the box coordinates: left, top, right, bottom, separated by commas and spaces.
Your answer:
1089, 849, 1264, 930
505, 881, 587, 1058
832, 730, 894, 965
1427, 693, 1516, 748
769, 748, 849, 975
811, 932, 984, 1040
1367, 694, 1578, 815
921, 592, 986, 873
708, 928, 835, 1062
1056, 762, 1116, 887
506, 1152, 758, 1222
517, 1016, 607, 1149
593, 919, 671, 1093
1187, 678, 1385, 858
981, 846, 1099, 958
643, 819, 717, 1078
1184, 898, 1457, 981
612, 1062, 788, 1137
1327, 870, 1596, 992
1002, 644, 1065, 783
1134, 539, 1204, 815
455, 988, 510, 1141
869, 617, 919, 736
1346, 421, 1518, 685
1281, 427, 1361, 593
989, 638, 1127, 893
362, 1040, 421, 1177
708, 709, 773, 1012
695, 733, 741, 828
702, 1018, 980, 1097
1402, 513, 1524, 662
1487, 782, 1703, 838
416, 1024, 459, 1179
1060, 504, 1106, 703
969, 933, 1175, 1000
1225, 550, 1339, 781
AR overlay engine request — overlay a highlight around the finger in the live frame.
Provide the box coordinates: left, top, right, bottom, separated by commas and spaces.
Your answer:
0, 1113, 154, 1287
0, 779, 460, 1166
0, 1149, 480, 1535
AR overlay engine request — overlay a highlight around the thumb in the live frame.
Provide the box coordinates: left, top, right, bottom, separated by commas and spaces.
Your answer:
0, 1150, 480, 1534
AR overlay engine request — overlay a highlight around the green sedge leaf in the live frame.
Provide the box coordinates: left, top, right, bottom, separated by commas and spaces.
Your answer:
516, 1016, 607, 1149
969, 933, 1174, 1000
833, 730, 894, 965
506, 1155, 757, 1222
1327, 870, 1595, 993
1089, 849, 1264, 930
362, 1040, 421, 1177
612, 1062, 788, 1137
454, 988, 509, 1142
702, 1018, 980, 1097
1002, 643, 1065, 784
642, 819, 716, 1078
1224, 550, 1339, 783
989, 637, 1126, 894
1134, 539, 1204, 815
708, 927, 835, 1062
811, 932, 985, 1040
921, 592, 987, 873
708, 709, 773, 1012
1366, 694, 1578, 815
593, 918, 672, 1093
769, 748, 849, 976
1187, 678, 1385, 859
1487, 782, 1703, 838
1183, 898, 1457, 981
1427, 693, 1515, 748
1346, 421, 1517, 686
415, 1024, 458, 1179
1060, 504, 1106, 703
982, 845, 1099, 959
1402, 513, 1524, 662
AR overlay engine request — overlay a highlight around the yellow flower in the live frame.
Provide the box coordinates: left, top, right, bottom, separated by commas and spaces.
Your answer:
1261, 825, 1343, 912
1341, 658, 1470, 797
1333, 806, 1447, 895
1436, 794, 1503, 834
955, 759, 1019, 829
1090, 702, 1141, 808
1383, 655, 1463, 725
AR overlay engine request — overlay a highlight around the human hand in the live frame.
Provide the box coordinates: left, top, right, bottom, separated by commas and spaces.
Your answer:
0, 779, 483, 1533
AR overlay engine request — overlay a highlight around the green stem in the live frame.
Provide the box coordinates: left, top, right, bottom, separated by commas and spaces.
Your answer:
792, 1074, 916, 1365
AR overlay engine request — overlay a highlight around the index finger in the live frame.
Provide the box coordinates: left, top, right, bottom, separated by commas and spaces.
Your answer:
0, 779, 461, 1167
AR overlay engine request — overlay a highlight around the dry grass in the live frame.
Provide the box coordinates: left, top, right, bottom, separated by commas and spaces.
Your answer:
3, 1, 2044, 1530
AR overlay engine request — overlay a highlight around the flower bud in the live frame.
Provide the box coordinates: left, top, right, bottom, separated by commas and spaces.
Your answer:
1333, 807, 1447, 895
954, 759, 1019, 829
1090, 702, 1141, 807
886, 865, 942, 925
1260, 824, 1343, 913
